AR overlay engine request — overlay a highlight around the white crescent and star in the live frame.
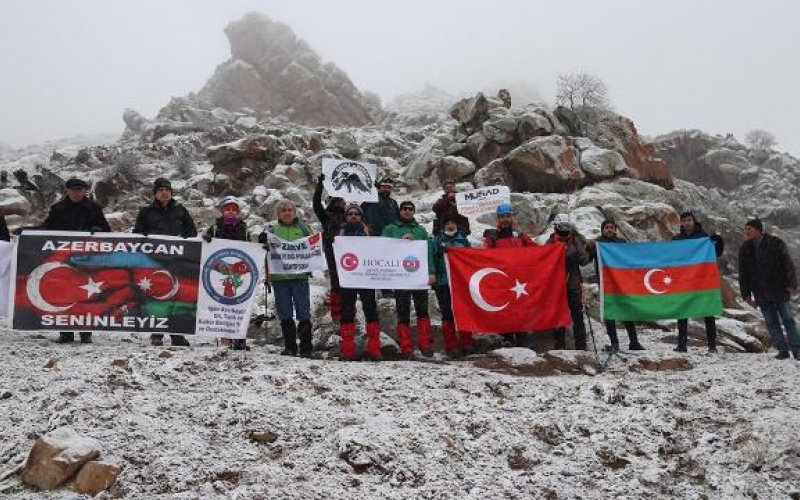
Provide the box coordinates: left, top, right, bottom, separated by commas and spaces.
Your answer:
26, 262, 76, 313
147, 270, 180, 300
643, 268, 672, 294
468, 268, 529, 312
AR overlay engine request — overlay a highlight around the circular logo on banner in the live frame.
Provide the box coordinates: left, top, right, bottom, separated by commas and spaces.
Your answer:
340, 253, 359, 271
402, 255, 420, 273
202, 248, 259, 305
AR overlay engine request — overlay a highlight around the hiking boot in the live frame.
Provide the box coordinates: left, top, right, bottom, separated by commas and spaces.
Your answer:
298, 320, 313, 358
775, 351, 791, 360
445, 348, 462, 359
461, 345, 476, 356
171, 335, 190, 347
628, 342, 645, 351
79, 332, 92, 344
420, 348, 434, 358
708, 346, 718, 354
230, 341, 250, 351
150, 335, 164, 346
280, 319, 297, 357
56, 332, 74, 344
793, 351, 800, 360
602, 344, 619, 353
674, 346, 687, 353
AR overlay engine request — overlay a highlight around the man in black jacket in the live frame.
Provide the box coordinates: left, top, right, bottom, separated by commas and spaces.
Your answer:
133, 178, 197, 346
673, 211, 724, 353
739, 218, 799, 360
42, 178, 111, 343
312, 174, 345, 321
587, 220, 645, 351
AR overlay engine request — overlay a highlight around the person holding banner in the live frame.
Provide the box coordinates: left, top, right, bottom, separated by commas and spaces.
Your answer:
587, 220, 644, 352
313, 174, 346, 322
203, 196, 252, 351
432, 214, 473, 356
672, 211, 724, 353
547, 214, 590, 350
261, 200, 315, 358
361, 176, 399, 238
738, 218, 800, 360
336, 204, 382, 361
133, 177, 197, 347
382, 200, 436, 357
483, 203, 536, 348
36, 177, 111, 344
432, 179, 470, 236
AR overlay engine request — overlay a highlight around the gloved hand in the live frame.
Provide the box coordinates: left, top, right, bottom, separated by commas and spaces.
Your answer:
12, 227, 23, 236
202, 233, 213, 243
318, 173, 325, 183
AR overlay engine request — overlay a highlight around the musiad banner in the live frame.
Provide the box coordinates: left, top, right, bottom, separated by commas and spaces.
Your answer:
196, 238, 266, 340
0, 241, 13, 317
322, 158, 379, 203
333, 236, 429, 290
10, 232, 264, 339
455, 186, 511, 218
265, 231, 326, 275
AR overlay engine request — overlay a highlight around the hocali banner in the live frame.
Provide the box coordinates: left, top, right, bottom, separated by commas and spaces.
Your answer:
10, 232, 265, 339
322, 158, 379, 203
333, 236, 429, 290
265, 231, 326, 275
455, 186, 511, 218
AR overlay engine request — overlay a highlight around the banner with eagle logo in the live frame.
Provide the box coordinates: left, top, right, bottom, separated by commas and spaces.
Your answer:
10, 232, 265, 339
322, 158, 379, 203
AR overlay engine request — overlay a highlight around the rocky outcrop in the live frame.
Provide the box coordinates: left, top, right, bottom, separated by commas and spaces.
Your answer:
198, 12, 374, 127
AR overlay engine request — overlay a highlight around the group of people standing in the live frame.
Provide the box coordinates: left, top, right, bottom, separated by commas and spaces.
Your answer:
5, 174, 798, 362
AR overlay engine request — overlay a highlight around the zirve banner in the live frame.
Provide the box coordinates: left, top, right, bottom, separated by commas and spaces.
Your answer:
196, 238, 266, 340
455, 186, 510, 218
446, 246, 571, 333
266, 231, 326, 275
598, 238, 723, 321
0, 241, 13, 317
333, 236, 429, 290
12, 232, 201, 334
322, 158, 378, 203
10, 232, 265, 338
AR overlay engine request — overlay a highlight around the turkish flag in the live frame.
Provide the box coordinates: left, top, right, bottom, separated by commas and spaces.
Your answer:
446, 246, 571, 333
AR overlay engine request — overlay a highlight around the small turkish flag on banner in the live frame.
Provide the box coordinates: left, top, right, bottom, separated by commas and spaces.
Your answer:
446, 246, 571, 333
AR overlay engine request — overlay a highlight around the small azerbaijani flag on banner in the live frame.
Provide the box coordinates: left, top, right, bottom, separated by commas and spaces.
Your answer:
598, 238, 723, 321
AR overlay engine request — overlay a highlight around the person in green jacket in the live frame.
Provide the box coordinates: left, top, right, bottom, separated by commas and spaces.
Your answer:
432, 215, 474, 356
382, 200, 436, 357
258, 199, 314, 358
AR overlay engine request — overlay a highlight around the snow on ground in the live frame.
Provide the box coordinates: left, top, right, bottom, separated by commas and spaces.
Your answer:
0, 325, 799, 499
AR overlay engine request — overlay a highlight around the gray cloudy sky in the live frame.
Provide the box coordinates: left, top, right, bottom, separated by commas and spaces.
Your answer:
1, 0, 798, 155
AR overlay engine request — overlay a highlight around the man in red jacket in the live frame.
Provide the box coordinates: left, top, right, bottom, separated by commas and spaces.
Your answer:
483, 203, 535, 347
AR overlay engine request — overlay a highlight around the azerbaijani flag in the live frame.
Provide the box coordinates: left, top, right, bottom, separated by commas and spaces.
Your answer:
599, 238, 723, 321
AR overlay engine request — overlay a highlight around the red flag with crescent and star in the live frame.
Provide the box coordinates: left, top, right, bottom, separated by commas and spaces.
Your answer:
445, 246, 571, 333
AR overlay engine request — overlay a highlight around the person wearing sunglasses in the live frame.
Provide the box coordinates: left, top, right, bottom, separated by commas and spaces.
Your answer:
381, 201, 436, 358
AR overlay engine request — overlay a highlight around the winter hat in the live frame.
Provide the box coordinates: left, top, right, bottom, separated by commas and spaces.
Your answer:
745, 218, 764, 233
442, 179, 456, 188
377, 176, 394, 187
399, 200, 416, 211
552, 213, 573, 231
496, 203, 514, 216
345, 203, 364, 216
218, 196, 241, 212
600, 219, 616, 231
153, 177, 172, 193
65, 178, 89, 190
679, 211, 696, 222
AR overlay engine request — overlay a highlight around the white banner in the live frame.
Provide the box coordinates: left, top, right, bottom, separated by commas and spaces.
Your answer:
322, 158, 379, 203
333, 236, 429, 290
455, 186, 511, 218
196, 239, 266, 340
0, 241, 13, 318
266, 232, 326, 275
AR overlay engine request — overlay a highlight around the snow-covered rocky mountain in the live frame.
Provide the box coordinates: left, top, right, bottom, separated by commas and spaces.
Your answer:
1, 11, 799, 499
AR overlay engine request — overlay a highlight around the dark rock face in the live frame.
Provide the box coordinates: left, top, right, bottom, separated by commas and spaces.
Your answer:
197, 12, 374, 127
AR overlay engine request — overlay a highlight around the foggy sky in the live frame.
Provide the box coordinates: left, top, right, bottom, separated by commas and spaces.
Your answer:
1, 0, 798, 156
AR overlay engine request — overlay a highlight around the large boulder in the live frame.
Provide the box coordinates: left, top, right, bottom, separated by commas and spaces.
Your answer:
433, 155, 476, 182
504, 136, 585, 192
197, 12, 374, 127
22, 427, 102, 490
